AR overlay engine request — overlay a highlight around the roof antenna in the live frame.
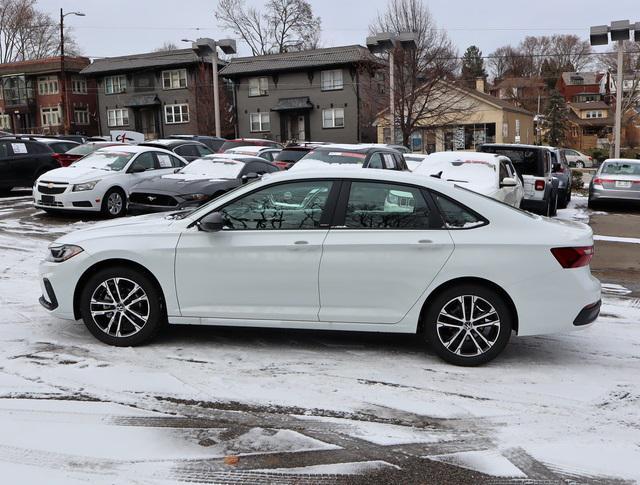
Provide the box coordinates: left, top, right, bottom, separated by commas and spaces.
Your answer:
430, 171, 442, 179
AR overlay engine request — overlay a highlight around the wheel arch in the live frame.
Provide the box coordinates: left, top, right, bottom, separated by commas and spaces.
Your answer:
73, 258, 166, 320
417, 277, 519, 335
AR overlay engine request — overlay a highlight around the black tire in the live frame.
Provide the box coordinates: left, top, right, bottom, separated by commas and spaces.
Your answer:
423, 284, 513, 366
548, 191, 558, 216
101, 187, 126, 218
576, 161, 585, 168
557, 189, 568, 209
588, 198, 599, 210
79, 266, 165, 346
566, 188, 572, 203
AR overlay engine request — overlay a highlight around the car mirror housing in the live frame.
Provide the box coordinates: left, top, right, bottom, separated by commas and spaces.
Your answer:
130, 165, 146, 174
241, 172, 260, 184
500, 177, 518, 187
197, 212, 224, 232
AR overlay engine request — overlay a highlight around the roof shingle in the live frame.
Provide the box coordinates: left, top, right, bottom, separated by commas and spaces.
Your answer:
81, 49, 224, 75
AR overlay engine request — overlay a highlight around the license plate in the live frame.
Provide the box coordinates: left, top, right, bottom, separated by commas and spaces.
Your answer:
615, 181, 632, 188
41, 195, 55, 204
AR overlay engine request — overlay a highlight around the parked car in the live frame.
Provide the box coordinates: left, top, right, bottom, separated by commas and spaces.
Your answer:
360, 143, 410, 154
218, 138, 283, 153
0, 137, 59, 194
52, 142, 127, 167
224, 145, 281, 162
139, 139, 214, 163
273, 146, 314, 170
562, 148, 594, 168
478, 144, 559, 216
33, 146, 187, 217
33, 138, 80, 155
167, 135, 226, 152
292, 144, 409, 171
550, 148, 573, 209
39, 168, 601, 366
413, 152, 524, 208
404, 153, 429, 171
588, 158, 640, 208
128, 154, 279, 213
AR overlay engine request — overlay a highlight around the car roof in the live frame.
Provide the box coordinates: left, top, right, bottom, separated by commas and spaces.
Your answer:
425, 151, 504, 165
94, 145, 174, 154
169, 135, 225, 141
33, 137, 80, 145
226, 145, 278, 154
602, 158, 640, 163
204, 153, 268, 163
481, 143, 552, 151
313, 144, 399, 153
140, 139, 202, 148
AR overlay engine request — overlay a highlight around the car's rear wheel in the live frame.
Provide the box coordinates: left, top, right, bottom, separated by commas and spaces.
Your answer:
102, 188, 126, 218
79, 266, 164, 346
576, 161, 585, 168
423, 284, 512, 366
547, 191, 558, 216
558, 189, 569, 209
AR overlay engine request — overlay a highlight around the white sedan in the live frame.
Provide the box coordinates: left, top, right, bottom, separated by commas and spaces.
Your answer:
38, 168, 600, 366
413, 151, 525, 208
33, 146, 187, 217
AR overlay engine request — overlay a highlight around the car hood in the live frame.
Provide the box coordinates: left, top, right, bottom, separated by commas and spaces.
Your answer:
131, 174, 238, 195
54, 211, 183, 245
38, 165, 117, 183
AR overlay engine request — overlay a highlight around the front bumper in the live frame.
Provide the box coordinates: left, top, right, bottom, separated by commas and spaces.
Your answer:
33, 186, 102, 212
38, 252, 91, 320
39, 278, 58, 310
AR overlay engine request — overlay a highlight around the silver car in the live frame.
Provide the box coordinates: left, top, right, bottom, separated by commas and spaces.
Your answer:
588, 158, 640, 208
562, 149, 594, 168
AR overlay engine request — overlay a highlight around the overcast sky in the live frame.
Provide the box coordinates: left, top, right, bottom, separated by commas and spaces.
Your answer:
39, 0, 638, 59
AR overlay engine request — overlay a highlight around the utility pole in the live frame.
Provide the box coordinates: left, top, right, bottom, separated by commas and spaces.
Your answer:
614, 40, 624, 158
389, 49, 395, 144
59, 10, 85, 136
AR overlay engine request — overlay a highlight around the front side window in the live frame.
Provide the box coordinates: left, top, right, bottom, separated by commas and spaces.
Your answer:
104, 75, 127, 94
321, 69, 344, 91
41, 107, 61, 126
131, 152, 157, 171
0, 114, 11, 130
250, 112, 270, 132
322, 108, 344, 128
165, 104, 190, 124
344, 182, 432, 230
220, 180, 333, 230
38, 76, 58, 95
162, 69, 187, 89
248, 77, 268, 96
432, 192, 485, 229
107, 108, 129, 127
72, 77, 87, 94
74, 108, 90, 125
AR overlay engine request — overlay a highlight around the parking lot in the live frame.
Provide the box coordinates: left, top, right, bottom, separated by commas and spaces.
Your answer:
1, 190, 639, 484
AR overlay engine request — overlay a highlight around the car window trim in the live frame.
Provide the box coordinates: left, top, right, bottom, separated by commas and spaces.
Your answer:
428, 187, 490, 230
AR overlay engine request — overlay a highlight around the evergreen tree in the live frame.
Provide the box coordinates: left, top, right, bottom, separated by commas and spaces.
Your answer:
544, 90, 568, 146
461, 45, 486, 87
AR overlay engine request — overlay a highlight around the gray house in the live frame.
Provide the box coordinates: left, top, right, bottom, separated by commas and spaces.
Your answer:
81, 49, 227, 139
220, 45, 383, 144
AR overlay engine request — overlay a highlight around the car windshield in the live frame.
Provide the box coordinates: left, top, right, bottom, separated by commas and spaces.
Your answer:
220, 141, 262, 152
178, 158, 244, 178
71, 151, 134, 171
275, 149, 309, 162
601, 161, 640, 175
66, 144, 109, 156
481, 147, 543, 176
301, 150, 366, 164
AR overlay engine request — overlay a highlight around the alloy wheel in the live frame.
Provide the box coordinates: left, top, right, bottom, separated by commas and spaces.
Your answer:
90, 277, 149, 337
107, 192, 123, 215
436, 295, 501, 357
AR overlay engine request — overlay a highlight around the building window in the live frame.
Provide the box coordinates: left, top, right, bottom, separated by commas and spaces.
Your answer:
164, 104, 190, 124
38, 76, 59, 95
71, 77, 87, 94
322, 108, 344, 128
515, 119, 521, 137
104, 75, 127, 94
107, 108, 129, 127
41, 107, 61, 126
249, 112, 270, 132
74, 108, 90, 125
321, 69, 344, 91
502, 122, 509, 138
162, 69, 187, 89
585, 110, 604, 119
248, 77, 268, 97
0, 114, 10, 130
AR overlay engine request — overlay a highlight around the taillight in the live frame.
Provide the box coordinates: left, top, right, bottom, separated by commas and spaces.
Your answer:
588, 156, 593, 161
593, 177, 614, 185
275, 161, 290, 170
551, 246, 594, 268
535, 180, 545, 191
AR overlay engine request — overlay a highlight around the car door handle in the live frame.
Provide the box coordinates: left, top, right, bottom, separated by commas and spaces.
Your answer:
418, 239, 433, 244
293, 240, 309, 245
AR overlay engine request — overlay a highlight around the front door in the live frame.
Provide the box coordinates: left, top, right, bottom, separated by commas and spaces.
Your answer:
319, 181, 454, 324
175, 179, 336, 321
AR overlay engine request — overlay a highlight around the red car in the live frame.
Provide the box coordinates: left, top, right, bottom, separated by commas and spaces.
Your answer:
53, 141, 126, 167
218, 138, 282, 153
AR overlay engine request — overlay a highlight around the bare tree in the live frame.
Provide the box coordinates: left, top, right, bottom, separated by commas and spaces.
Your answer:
370, 0, 466, 146
215, 0, 321, 55
154, 41, 179, 52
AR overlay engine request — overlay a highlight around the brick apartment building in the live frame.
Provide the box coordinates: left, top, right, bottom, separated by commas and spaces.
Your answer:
0, 56, 99, 136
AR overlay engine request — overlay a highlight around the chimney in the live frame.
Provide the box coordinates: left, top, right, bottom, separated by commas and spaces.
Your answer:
475, 77, 485, 93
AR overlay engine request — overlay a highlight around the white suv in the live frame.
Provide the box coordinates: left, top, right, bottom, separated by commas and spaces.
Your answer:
33, 146, 187, 217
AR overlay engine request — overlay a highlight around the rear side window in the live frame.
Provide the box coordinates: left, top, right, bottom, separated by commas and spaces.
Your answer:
27, 142, 52, 154
344, 182, 432, 229
431, 192, 486, 229
174, 144, 200, 158
367, 153, 384, 169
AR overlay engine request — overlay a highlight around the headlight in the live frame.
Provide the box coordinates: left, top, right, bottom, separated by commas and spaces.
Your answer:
181, 193, 209, 202
46, 244, 83, 263
72, 180, 100, 192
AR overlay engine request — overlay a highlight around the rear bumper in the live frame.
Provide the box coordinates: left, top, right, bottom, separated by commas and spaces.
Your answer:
590, 186, 640, 202
574, 300, 601, 326
521, 198, 547, 212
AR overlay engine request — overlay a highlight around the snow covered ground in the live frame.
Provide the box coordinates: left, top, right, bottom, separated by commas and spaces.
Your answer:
0, 194, 639, 484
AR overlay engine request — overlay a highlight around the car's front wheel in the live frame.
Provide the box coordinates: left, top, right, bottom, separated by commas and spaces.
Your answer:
79, 266, 165, 346
423, 284, 513, 366
102, 188, 126, 218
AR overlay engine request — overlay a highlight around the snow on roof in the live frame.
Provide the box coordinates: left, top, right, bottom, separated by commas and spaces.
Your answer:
414, 152, 499, 191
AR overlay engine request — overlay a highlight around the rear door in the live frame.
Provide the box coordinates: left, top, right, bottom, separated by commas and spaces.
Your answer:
0, 141, 14, 187
318, 180, 454, 324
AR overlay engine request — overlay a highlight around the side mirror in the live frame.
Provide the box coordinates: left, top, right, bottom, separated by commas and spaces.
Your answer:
197, 211, 224, 232
241, 172, 260, 184
500, 177, 518, 187
173, 168, 181, 173
129, 165, 146, 174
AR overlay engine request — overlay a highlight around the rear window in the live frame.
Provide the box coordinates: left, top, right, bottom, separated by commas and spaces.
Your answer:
301, 150, 366, 165
480, 147, 543, 176
220, 141, 263, 152
601, 161, 640, 175
66, 144, 104, 156
275, 149, 309, 163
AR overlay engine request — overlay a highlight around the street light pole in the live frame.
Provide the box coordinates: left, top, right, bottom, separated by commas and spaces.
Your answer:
614, 39, 624, 158
388, 49, 394, 143
211, 47, 221, 138
59, 10, 85, 136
